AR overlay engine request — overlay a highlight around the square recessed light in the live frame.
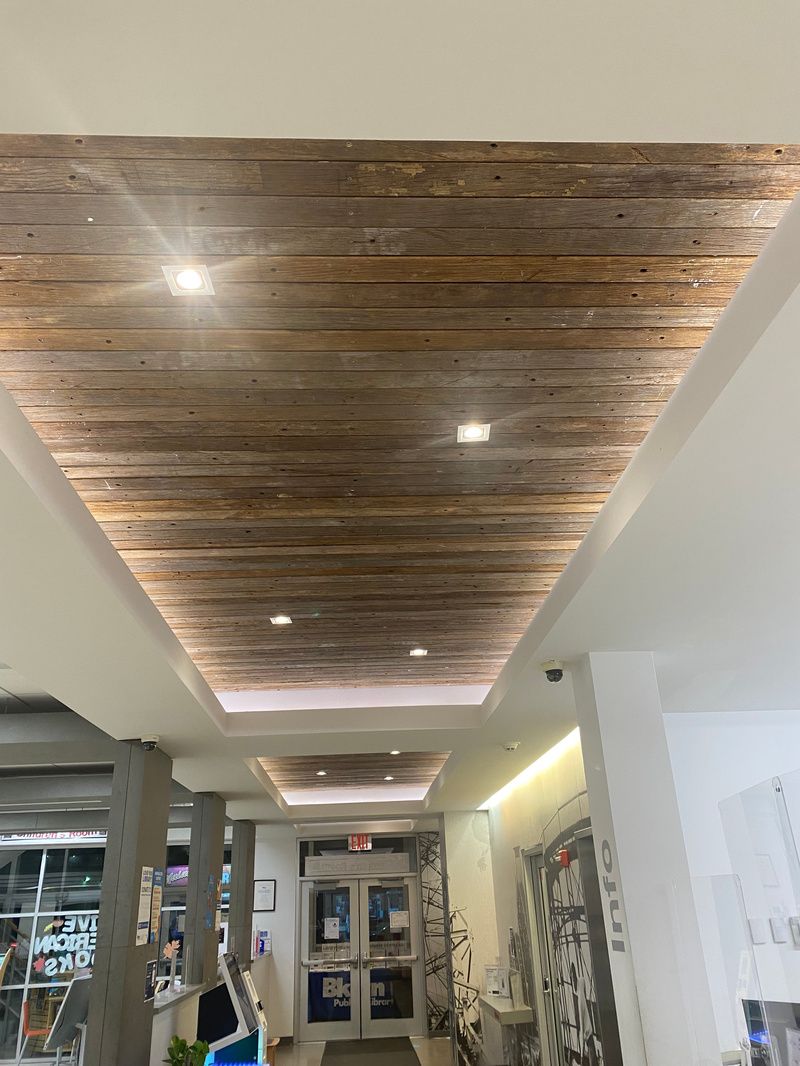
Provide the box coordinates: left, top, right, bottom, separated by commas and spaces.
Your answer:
161, 264, 215, 296
457, 423, 491, 443
270, 614, 292, 626
409, 647, 428, 657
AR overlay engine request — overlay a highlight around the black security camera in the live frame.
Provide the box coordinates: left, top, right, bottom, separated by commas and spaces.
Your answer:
541, 660, 564, 683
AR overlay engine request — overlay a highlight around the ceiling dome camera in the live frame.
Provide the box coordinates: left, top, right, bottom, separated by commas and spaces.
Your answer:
541, 660, 564, 683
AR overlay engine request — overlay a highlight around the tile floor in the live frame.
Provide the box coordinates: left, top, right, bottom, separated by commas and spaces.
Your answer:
275, 1037, 452, 1066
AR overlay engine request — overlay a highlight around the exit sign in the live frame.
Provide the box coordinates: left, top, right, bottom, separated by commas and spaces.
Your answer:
348, 834, 372, 852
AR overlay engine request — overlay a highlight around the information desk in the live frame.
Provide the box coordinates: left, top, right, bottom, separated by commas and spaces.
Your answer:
150, 983, 206, 1066
478, 993, 534, 1026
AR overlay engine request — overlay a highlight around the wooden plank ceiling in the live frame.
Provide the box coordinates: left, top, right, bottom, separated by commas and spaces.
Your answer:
0, 137, 796, 690
257, 752, 450, 796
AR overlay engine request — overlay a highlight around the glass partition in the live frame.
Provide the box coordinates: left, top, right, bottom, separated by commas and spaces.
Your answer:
717, 769, 800, 1063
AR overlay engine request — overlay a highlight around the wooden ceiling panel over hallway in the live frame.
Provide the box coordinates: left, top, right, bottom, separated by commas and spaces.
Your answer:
0, 136, 795, 690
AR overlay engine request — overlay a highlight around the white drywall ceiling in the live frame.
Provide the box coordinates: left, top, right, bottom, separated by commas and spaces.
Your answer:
1, 0, 800, 141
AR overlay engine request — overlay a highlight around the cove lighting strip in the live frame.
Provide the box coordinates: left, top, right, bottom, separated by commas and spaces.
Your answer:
479, 728, 581, 810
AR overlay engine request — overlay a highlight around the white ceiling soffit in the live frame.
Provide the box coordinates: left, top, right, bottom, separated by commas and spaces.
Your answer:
1, 0, 800, 141
219, 686, 489, 713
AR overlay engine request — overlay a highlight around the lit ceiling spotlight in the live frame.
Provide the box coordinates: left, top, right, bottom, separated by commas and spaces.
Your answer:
390, 750, 401, 756
457, 423, 491, 443
161, 263, 215, 296
409, 647, 428, 657
384, 776, 395, 782
270, 614, 292, 626
316, 770, 328, 777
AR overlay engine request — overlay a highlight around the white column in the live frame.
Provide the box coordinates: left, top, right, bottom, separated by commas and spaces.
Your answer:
572, 651, 719, 1066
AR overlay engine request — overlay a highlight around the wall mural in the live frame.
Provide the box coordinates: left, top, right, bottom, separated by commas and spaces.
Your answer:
418, 831, 452, 1035
541, 814, 605, 1066
449, 903, 482, 1065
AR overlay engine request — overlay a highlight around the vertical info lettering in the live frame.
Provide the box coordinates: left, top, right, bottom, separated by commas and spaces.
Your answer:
601, 839, 626, 953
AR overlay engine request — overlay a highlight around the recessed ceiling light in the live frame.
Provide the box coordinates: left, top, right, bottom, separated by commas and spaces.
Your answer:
457, 423, 491, 443
270, 614, 292, 625
409, 647, 428, 657
161, 264, 215, 296
390, 750, 401, 756
316, 770, 327, 777
384, 776, 394, 782
86, 216, 94, 223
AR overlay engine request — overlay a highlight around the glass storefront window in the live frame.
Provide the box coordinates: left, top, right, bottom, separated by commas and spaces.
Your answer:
0, 989, 24, 1061
0, 843, 104, 1064
0, 837, 230, 1060
0, 850, 42, 914
40, 848, 104, 911
0, 915, 34, 987
30, 913, 97, 985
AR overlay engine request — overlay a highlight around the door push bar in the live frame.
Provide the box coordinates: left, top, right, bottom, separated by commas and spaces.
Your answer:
301, 957, 358, 968
361, 953, 419, 966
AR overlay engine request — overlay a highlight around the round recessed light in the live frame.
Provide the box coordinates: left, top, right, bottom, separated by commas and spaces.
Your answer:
409, 647, 428, 657
390, 750, 401, 756
384, 775, 395, 782
270, 614, 292, 626
174, 268, 205, 291
86, 216, 94, 223
461, 424, 485, 439
316, 770, 327, 777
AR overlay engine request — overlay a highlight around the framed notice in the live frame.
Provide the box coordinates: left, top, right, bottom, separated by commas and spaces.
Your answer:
254, 879, 276, 912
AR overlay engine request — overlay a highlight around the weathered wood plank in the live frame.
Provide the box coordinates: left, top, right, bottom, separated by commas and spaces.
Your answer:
0, 305, 721, 330
0, 136, 797, 163
0, 192, 788, 228
70, 476, 620, 500
0, 253, 755, 283
0, 224, 771, 256
0, 347, 699, 372
6, 383, 674, 405
0, 367, 689, 390
0, 327, 709, 352
1, 157, 799, 197
83, 492, 606, 521
0, 280, 740, 308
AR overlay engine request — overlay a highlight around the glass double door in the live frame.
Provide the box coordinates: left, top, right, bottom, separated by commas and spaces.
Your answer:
299, 876, 424, 1042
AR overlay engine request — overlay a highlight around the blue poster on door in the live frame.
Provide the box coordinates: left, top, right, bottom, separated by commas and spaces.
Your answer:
369, 968, 414, 1020
308, 970, 351, 1022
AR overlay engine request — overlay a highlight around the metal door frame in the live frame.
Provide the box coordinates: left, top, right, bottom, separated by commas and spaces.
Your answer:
524, 846, 564, 1066
297, 878, 361, 1042
296, 873, 426, 1042
358, 874, 425, 1040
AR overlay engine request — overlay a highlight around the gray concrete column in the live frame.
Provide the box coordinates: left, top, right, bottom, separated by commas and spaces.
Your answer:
84, 742, 172, 1066
184, 792, 226, 985
228, 819, 255, 963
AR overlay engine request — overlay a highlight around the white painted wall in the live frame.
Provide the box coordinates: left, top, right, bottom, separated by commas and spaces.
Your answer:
2, 0, 800, 140
443, 810, 500, 990
665, 711, 800, 879
665, 710, 800, 1053
486, 731, 586, 969
251, 825, 298, 1039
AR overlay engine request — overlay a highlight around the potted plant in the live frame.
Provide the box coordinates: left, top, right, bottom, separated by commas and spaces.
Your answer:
163, 1034, 210, 1066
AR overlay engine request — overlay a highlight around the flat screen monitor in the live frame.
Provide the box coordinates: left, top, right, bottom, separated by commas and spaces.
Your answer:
743, 998, 800, 1065
44, 974, 92, 1052
197, 953, 266, 1052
